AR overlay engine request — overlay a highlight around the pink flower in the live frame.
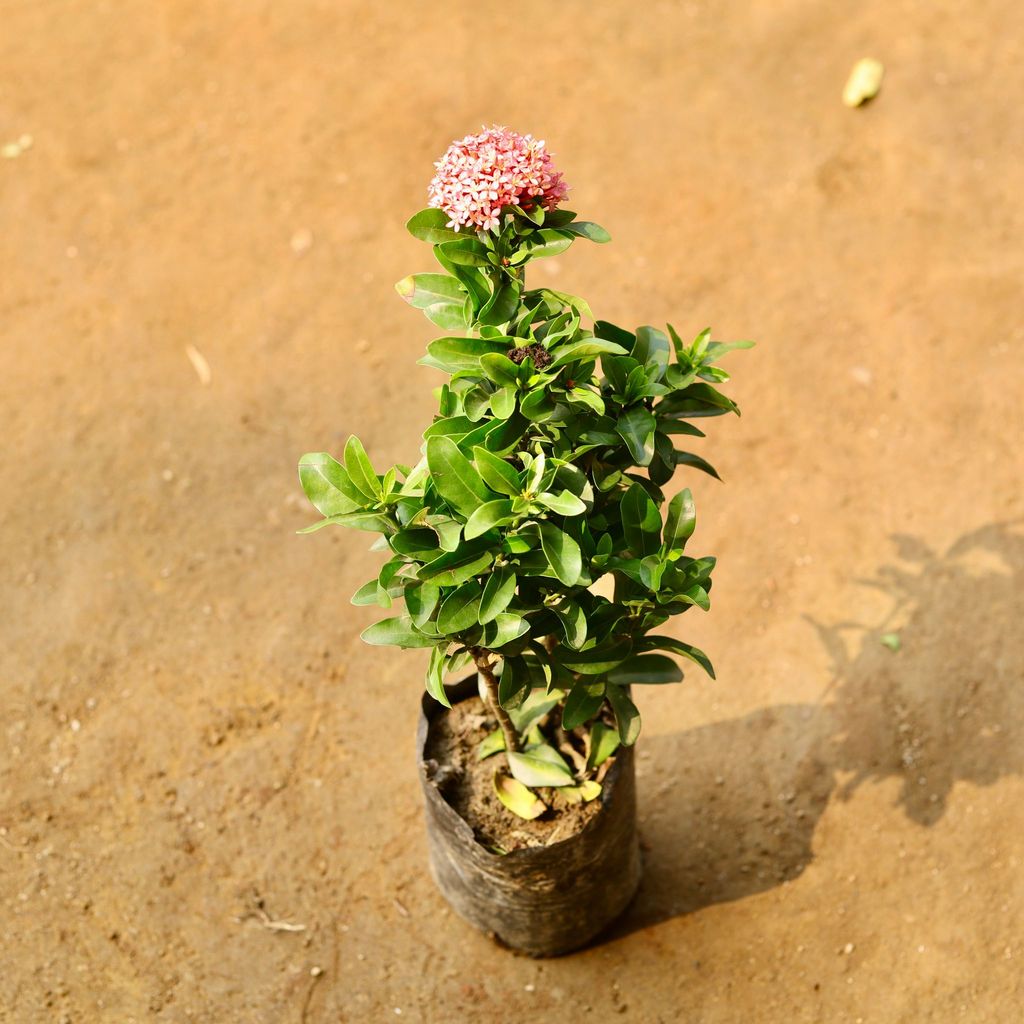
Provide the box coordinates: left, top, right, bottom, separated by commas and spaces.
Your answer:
427, 126, 569, 232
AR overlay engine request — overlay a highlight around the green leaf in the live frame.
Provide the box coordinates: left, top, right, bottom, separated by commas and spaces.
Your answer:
436, 581, 483, 633
425, 646, 451, 708
406, 208, 465, 244
344, 436, 381, 499
664, 488, 696, 549
620, 482, 662, 557
498, 656, 532, 709
437, 237, 490, 266
296, 511, 394, 534
489, 387, 516, 419
551, 598, 587, 650
641, 635, 715, 678
479, 612, 529, 648
560, 640, 632, 675
478, 280, 520, 327
523, 227, 574, 259
632, 326, 671, 377
548, 339, 628, 368
425, 336, 510, 373
477, 728, 506, 760
616, 407, 657, 466
587, 721, 622, 768
563, 680, 605, 729
360, 616, 434, 649
426, 436, 497, 516
472, 446, 523, 496
405, 582, 441, 628
479, 567, 516, 624
537, 490, 587, 516
674, 451, 721, 480
298, 452, 362, 516
508, 686, 566, 732
479, 353, 521, 387
493, 772, 546, 820
563, 221, 611, 243
605, 686, 641, 745
465, 499, 516, 540
418, 546, 494, 586
538, 522, 583, 586
507, 749, 575, 788
395, 272, 465, 309
608, 654, 683, 684
422, 301, 470, 331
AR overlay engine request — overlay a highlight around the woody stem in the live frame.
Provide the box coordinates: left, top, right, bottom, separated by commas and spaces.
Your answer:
470, 647, 520, 755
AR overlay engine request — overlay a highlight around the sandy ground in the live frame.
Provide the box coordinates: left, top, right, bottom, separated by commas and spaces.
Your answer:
2, 1, 1023, 1020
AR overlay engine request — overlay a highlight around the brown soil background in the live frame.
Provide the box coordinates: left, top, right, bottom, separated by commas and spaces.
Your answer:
2, 1, 1022, 1021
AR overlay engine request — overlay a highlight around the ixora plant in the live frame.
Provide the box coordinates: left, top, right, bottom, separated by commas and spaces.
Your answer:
298, 126, 750, 954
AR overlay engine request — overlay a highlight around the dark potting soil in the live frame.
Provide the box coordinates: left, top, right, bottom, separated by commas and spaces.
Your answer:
423, 694, 607, 852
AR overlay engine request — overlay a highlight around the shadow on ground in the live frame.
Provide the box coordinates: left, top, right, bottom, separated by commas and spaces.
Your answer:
611, 522, 1024, 935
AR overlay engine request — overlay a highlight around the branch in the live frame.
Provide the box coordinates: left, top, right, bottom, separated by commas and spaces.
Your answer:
470, 647, 520, 755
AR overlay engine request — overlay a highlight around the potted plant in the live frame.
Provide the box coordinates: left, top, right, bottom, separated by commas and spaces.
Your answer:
298, 126, 750, 956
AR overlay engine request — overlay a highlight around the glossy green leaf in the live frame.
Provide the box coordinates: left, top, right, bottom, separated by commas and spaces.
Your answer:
472, 446, 523, 496
479, 352, 521, 387
641, 635, 715, 677
560, 640, 632, 675
425, 646, 451, 707
479, 612, 529, 648
395, 272, 465, 309
539, 522, 583, 586
296, 511, 394, 534
436, 581, 483, 633
465, 499, 516, 540
425, 336, 510, 373
478, 281, 520, 327
562, 680, 605, 729
548, 339, 628, 368
360, 616, 434, 649
551, 598, 587, 650
418, 546, 494, 586
608, 653, 683, 684
605, 686, 641, 745
616, 407, 657, 466
537, 489, 587, 516
426, 436, 497, 516
406, 208, 465, 244
344, 435, 381, 499
298, 452, 362, 516
674, 451, 721, 480
587, 721, 622, 768
437, 237, 490, 267
664, 488, 696, 549
564, 221, 611, 243
405, 581, 441, 628
620, 482, 662, 557
489, 387, 516, 419
479, 567, 516, 624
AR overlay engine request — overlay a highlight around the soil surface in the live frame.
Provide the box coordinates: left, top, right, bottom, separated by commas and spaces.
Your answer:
2, 1, 1023, 1022
423, 693, 602, 852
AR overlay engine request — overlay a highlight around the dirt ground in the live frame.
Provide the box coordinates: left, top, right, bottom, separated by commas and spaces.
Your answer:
2, 1, 1022, 1020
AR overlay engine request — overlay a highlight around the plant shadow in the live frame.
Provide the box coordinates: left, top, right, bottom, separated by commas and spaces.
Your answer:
608, 521, 1024, 936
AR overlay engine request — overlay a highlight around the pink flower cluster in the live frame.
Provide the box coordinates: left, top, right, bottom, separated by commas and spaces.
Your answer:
428, 126, 569, 233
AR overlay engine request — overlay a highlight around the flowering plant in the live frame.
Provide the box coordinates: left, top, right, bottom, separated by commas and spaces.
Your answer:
299, 128, 750, 819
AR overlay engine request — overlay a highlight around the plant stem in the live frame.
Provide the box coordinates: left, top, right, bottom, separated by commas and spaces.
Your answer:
470, 647, 519, 754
